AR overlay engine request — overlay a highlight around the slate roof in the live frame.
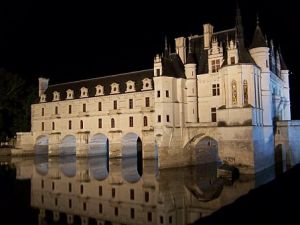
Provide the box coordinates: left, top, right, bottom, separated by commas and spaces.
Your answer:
249, 25, 268, 49
162, 53, 186, 79
44, 69, 154, 102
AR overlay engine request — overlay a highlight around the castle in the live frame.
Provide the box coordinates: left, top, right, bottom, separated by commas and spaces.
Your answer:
14, 6, 300, 174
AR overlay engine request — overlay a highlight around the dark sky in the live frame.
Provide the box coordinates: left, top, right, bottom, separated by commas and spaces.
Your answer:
0, 0, 299, 118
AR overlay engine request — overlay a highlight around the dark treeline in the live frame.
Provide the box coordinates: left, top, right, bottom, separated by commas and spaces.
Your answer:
0, 68, 37, 142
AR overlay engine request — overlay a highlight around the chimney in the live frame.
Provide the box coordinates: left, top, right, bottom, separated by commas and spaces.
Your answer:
39, 77, 49, 97
203, 24, 214, 50
175, 37, 186, 64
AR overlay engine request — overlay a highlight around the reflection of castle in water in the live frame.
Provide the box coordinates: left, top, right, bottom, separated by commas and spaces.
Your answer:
9, 156, 270, 225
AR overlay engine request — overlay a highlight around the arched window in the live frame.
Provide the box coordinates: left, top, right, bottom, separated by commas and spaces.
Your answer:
80, 120, 83, 129
143, 116, 148, 126
232, 80, 237, 105
111, 118, 115, 128
243, 80, 248, 105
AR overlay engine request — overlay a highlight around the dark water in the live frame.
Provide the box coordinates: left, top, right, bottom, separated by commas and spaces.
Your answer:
0, 156, 277, 225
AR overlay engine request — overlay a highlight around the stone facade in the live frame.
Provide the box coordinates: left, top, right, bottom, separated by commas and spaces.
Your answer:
15, 7, 300, 174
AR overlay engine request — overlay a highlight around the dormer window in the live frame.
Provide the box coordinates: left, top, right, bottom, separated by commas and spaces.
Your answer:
142, 78, 152, 90
126, 80, 135, 92
211, 59, 221, 73
95, 85, 104, 96
80, 87, 88, 98
40, 94, 46, 102
66, 89, 74, 100
110, 83, 120, 94
53, 91, 60, 101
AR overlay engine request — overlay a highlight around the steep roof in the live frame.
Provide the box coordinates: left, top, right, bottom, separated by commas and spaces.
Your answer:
162, 53, 185, 79
44, 69, 154, 101
250, 25, 268, 49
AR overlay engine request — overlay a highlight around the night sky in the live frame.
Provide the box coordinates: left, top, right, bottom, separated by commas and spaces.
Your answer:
0, 0, 299, 118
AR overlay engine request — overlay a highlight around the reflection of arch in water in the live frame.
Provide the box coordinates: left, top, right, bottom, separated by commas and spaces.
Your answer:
122, 157, 141, 183
88, 157, 109, 180
59, 156, 76, 177
195, 136, 219, 164
89, 133, 109, 157
59, 135, 76, 156
35, 135, 49, 155
35, 156, 49, 175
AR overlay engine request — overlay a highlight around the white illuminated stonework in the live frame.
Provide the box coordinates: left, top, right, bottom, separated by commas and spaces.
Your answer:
15, 8, 300, 174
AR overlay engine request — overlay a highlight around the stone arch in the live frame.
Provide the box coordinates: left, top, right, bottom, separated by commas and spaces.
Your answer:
122, 132, 143, 182
88, 157, 109, 181
194, 136, 219, 164
88, 133, 109, 157
35, 135, 49, 155
59, 135, 76, 156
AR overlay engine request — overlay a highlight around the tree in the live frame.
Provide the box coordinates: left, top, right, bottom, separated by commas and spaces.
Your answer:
0, 69, 37, 141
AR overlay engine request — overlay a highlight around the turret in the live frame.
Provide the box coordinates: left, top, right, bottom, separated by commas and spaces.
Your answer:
38, 77, 49, 97
185, 38, 198, 123
154, 54, 162, 77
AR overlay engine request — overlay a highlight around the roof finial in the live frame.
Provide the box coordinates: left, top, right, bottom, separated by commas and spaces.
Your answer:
165, 35, 168, 51
188, 37, 192, 53
235, 0, 244, 47
256, 13, 260, 25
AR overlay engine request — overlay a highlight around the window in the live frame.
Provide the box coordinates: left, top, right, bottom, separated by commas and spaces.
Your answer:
111, 83, 120, 94
41, 195, 44, 204
52, 182, 55, 190
95, 85, 104, 96
66, 89, 74, 99
111, 118, 115, 128
147, 212, 152, 222
80, 87, 88, 98
113, 100, 118, 110
41, 122, 44, 131
40, 94, 46, 102
99, 186, 102, 196
69, 120, 72, 130
157, 91, 161, 98
80, 184, 84, 194
69, 183, 72, 192
232, 80, 237, 105
80, 120, 83, 129
166, 90, 169, 98
98, 102, 102, 111
99, 204, 102, 213
83, 103, 86, 112
98, 118, 102, 128
160, 216, 164, 224
114, 207, 118, 216
243, 80, 248, 105
212, 84, 220, 96
266, 60, 269, 68
52, 122, 55, 130
169, 216, 173, 224
129, 99, 133, 109
130, 208, 135, 219
145, 192, 149, 202
130, 189, 134, 200
69, 199, 72, 209
145, 97, 150, 107
126, 80, 135, 92
83, 202, 86, 211
166, 115, 170, 122
211, 108, 217, 122
158, 115, 161, 123
230, 56, 235, 64
41, 108, 44, 116
55, 198, 58, 206
41, 180, 44, 189
156, 68, 161, 76
143, 116, 148, 126
211, 59, 221, 73
55, 106, 58, 115
129, 116, 134, 127
112, 188, 116, 198
53, 91, 60, 101
142, 78, 152, 90
69, 105, 72, 114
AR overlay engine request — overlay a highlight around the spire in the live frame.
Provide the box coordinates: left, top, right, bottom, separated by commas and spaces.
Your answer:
235, 1, 245, 47
249, 14, 268, 49
164, 35, 169, 57
278, 46, 288, 70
